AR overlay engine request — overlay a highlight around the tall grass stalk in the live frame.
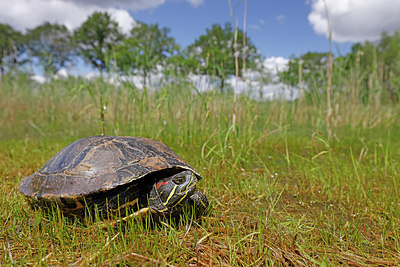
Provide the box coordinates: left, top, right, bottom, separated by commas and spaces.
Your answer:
323, 0, 334, 139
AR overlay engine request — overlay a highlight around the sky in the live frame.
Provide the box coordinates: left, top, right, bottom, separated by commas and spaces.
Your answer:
1, 0, 400, 71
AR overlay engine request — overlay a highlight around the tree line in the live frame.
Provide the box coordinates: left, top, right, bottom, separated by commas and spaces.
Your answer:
0, 11, 261, 91
1, 10, 400, 102
279, 31, 400, 103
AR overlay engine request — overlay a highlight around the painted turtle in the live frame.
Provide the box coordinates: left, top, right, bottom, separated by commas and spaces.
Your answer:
18, 136, 208, 219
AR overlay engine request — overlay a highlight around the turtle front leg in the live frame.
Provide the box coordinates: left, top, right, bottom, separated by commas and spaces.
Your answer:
188, 190, 209, 217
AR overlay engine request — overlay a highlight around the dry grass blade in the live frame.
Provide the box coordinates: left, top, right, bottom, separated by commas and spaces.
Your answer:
40, 252, 52, 263
337, 251, 396, 266
110, 252, 170, 266
160, 220, 176, 231
179, 217, 193, 245
7, 240, 14, 264
196, 232, 212, 247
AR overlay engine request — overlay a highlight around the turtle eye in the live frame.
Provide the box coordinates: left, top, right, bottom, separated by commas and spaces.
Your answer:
173, 176, 186, 185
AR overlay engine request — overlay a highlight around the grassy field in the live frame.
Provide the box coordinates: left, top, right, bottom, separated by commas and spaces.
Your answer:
1, 74, 400, 265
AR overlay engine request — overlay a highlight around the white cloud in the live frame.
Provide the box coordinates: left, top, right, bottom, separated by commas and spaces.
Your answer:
66, 0, 203, 9
276, 14, 286, 23
0, 0, 92, 32
249, 18, 265, 30
185, 0, 204, 7
226, 77, 299, 101
107, 8, 136, 34
308, 0, 400, 42
31, 55, 297, 101
31, 74, 46, 84
0, 0, 201, 33
249, 24, 261, 30
263, 56, 289, 76
188, 71, 298, 101
224, 56, 297, 101
54, 69, 68, 78
66, 0, 166, 10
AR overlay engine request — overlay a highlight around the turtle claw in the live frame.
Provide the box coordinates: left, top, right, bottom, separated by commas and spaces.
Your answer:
188, 190, 209, 217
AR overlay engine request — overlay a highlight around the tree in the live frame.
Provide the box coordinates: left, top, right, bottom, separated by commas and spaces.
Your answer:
188, 23, 260, 92
74, 12, 123, 72
26, 22, 73, 76
356, 31, 400, 102
339, 32, 400, 103
164, 50, 198, 80
378, 31, 400, 101
378, 30, 400, 68
0, 24, 25, 76
279, 52, 330, 88
114, 21, 177, 88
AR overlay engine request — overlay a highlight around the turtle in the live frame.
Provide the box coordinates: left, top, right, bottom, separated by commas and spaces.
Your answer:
18, 136, 209, 220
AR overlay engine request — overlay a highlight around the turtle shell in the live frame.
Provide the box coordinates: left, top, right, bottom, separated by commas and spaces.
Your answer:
18, 136, 201, 217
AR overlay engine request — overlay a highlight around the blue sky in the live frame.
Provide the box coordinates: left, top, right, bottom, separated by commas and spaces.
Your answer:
128, 1, 352, 58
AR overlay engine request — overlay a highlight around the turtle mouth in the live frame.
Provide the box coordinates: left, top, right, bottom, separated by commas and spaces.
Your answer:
169, 182, 197, 208
155, 183, 197, 213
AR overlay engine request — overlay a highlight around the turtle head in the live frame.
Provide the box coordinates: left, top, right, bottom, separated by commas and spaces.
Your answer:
149, 170, 198, 213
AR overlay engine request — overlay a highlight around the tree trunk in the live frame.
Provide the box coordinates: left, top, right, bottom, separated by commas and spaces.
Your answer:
220, 77, 225, 94
143, 70, 147, 89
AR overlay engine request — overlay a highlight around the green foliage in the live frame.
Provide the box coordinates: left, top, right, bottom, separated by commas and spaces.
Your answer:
74, 12, 124, 72
344, 30, 400, 103
0, 23, 25, 75
378, 31, 400, 67
114, 22, 177, 87
280, 31, 400, 104
26, 22, 74, 76
188, 23, 261, 92
279, 52, 329, 87
164, 51, 198, 79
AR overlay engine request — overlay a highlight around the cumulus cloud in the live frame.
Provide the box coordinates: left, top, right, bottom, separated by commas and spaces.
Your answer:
223, 56, 296, 100
308, 0, 400, 42
225, 77, 299, 101
263, 56, 289, 76
31, 74, 46, 84
0, 0, 91, 32
0, 0, 201, 33
65, 0, 165, 10
31, 54, 297, 101
107, 8, 136, 34
66, 0, 203, 9
0, 0, 135, 34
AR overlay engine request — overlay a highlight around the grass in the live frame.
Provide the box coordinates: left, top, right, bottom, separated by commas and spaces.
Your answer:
1, 74, 400, 265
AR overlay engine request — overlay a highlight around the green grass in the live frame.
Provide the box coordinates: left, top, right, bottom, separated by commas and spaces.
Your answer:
1, 74, 400, 265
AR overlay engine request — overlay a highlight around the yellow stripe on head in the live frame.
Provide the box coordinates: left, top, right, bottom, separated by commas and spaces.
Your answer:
162, 185, 177, 206
171, 191, 188, 208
